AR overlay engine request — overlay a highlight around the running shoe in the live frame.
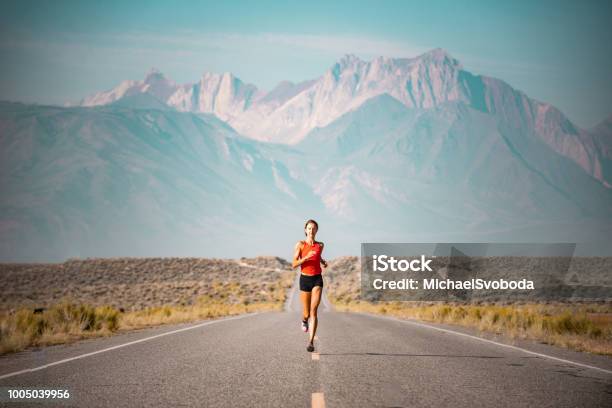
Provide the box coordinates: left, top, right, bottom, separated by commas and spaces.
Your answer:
307, 341, 315, 352
301, 318, 309, 332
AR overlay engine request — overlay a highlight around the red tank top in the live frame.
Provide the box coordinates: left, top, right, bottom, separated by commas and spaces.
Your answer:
300, 241, 322, 276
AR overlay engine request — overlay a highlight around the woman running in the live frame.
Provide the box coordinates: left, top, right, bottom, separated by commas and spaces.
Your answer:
292, 219, 328, 352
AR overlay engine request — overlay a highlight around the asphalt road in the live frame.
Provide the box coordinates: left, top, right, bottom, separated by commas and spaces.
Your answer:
0, 272, 611, 407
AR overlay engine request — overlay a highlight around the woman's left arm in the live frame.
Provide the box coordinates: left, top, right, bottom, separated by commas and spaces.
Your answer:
319, 242, 328, 268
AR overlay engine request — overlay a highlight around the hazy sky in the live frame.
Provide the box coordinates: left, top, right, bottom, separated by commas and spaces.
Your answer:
1, 0, 611, 128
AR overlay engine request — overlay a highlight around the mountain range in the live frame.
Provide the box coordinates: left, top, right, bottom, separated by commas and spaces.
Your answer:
2, 48, 611, 261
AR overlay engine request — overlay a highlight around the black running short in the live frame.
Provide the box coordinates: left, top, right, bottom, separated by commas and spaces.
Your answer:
299, 273, 323, 292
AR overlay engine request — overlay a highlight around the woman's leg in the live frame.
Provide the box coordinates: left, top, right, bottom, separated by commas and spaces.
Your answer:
300, 290, 311, 322
308, 286, 322, 344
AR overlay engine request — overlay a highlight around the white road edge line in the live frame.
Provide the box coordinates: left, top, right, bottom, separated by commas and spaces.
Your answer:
0, 312, 260, 381
360, 312, 612, 375
285, 271, 300, 312
321, 287, 332, 312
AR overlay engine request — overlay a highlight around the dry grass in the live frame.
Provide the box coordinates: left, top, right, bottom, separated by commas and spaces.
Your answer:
0, 301, 120, 354
332, 301, 612, 355
0, 257, 294, 355
119, 298, 278, 330
325, 256, 612, 355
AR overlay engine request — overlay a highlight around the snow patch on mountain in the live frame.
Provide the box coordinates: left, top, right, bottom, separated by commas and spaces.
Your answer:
81, 68, 178, 107
272, 165, 296, 199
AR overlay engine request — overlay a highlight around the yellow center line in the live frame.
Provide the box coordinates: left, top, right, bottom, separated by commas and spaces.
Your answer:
312, 392, 326, 408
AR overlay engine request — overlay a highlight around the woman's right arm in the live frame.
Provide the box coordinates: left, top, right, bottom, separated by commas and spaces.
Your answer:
292, 241, 303, 269
293, 241, 316, 268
